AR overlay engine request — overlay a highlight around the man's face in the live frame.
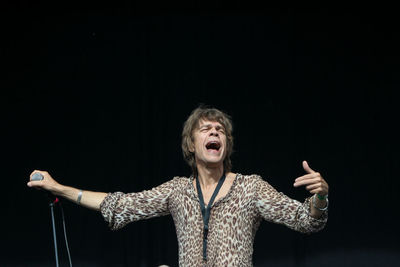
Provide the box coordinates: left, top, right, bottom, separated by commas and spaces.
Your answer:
191, 119, 227, 168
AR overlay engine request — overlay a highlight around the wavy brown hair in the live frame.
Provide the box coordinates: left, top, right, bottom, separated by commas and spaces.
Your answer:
182, 105, 234, 175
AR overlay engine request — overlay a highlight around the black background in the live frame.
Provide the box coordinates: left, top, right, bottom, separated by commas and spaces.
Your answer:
2, 3, 399, 267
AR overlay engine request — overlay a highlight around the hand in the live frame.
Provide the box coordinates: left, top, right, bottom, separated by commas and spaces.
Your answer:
293, 161, 329, 196
27, 170, 62, 195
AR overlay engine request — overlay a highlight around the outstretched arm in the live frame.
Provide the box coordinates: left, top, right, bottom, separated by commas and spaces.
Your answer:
27, 170, 107, 211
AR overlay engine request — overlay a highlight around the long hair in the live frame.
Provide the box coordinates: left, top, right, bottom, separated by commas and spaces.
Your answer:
181, 105, 234, 175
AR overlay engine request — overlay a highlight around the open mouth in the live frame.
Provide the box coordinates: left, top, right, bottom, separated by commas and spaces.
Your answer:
205, 141, 221, 152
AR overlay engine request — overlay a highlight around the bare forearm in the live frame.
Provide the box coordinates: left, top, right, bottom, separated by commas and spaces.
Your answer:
28, 170, 108, 211
55, 185, 108, 211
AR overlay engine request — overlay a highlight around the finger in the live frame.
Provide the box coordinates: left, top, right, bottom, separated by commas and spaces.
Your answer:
27, 180, 44, 188
303, 160, 315, 174
295, 173, 320, 182
310, 183, 329, 194
293, 177, 321, 187
306, 182, 322, 191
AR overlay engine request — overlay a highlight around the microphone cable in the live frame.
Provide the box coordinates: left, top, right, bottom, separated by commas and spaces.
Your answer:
59, 201, 73, 267
48, 198, 73, 267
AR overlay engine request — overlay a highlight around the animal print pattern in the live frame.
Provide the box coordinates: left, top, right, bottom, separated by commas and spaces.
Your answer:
100, 174, 327, 266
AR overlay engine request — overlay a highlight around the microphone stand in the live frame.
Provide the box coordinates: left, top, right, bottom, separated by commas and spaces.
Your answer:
31, 173, 72, 267
48, 197, 60, 267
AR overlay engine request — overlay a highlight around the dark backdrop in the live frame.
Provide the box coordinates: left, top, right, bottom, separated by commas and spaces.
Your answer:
2, 4, 399, 267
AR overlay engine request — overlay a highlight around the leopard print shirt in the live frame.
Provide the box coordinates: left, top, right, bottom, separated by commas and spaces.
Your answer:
100, 174, 328, 266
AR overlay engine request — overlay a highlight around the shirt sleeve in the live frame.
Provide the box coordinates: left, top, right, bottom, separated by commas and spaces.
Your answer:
99, 177, 179, 230
254, 176, 327, 233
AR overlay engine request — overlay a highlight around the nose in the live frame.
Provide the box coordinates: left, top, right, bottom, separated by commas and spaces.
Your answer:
209, 127, 219, 136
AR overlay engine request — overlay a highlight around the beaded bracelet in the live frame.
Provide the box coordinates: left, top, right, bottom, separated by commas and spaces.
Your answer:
312, 193, 328, 211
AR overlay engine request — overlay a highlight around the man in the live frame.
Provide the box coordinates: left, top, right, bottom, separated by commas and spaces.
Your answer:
27, 106, 329, 266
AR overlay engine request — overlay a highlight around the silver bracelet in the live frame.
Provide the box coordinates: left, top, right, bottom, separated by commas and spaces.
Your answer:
77, 189, 83, 205
312, 193, 328, 211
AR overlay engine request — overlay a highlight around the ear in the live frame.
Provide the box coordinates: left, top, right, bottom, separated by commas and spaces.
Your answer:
187, 136, 196, 153
189, 142, 195, 153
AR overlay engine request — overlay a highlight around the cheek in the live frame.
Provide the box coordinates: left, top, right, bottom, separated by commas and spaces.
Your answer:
193, 136, 203, 150
222, 137, 228, 148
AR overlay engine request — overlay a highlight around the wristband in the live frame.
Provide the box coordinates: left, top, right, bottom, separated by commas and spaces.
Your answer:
313, 194, 328, 211
77, 189, 83, 205
317, 193, 327, 200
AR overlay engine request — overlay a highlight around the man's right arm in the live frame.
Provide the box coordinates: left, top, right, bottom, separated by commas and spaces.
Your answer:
27, 170, 107, 211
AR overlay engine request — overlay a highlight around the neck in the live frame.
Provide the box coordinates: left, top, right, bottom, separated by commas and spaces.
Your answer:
196, 163, 224, 188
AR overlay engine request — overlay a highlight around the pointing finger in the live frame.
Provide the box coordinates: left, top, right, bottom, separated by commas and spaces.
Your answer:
295, 173, 320, 182
293, 177, 321, 187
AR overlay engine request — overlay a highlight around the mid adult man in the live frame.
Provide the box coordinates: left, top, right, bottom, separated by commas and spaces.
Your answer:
28, 106, 329, 266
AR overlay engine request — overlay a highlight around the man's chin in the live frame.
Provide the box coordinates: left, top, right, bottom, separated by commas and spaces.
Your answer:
196, 153, 226, 167
204, 157, 224, 167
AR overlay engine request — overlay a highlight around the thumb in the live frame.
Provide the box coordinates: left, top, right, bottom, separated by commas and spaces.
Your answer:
302, 160, 315, 174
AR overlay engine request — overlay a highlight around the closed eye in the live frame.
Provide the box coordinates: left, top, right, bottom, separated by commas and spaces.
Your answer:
199, 123, 226, 133
216, 126, 225, 134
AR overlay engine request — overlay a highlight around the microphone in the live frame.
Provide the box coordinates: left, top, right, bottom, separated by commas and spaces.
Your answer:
31, 172, 59, 204
31, 172, 44, 181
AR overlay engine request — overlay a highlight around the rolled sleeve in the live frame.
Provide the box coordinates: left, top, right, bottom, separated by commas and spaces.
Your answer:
99, 178, 179, 231
100, 192, 125, 230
